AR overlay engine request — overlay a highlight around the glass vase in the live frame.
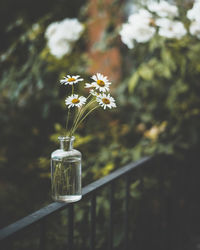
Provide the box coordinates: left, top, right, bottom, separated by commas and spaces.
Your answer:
51, 136, 82, 203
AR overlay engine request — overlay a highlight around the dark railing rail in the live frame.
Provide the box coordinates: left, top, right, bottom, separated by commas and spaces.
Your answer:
0, 156, 153, 249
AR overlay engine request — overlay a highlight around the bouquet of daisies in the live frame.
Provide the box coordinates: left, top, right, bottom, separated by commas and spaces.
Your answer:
60, 73, 116, 137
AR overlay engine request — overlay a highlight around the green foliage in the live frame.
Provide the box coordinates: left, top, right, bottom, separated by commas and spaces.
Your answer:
119, 28, 200, 159
0, 0, 88, 229
1, 0, 200, 249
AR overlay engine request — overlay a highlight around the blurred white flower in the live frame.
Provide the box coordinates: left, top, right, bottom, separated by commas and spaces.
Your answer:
56, 19, 84, 42
47, 37, 71, 58
189, 20, 200, 39
156, 18, 187, 39
187, 0, 200, 22
131, 23, 156, 43
187, 0, 200, 39
148, 1, 178, 18
120, 9, 156, 47
128, 9, 153, 25
45, 22, 59, 38
45, 18, 84, 58
119, 24, 135, 49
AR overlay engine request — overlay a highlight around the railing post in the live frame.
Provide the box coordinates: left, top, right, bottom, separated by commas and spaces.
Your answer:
68, 204, 74, 250
124, 174, 130, 250
40, 218, 46, 250
90, 193, 96, 250
109, 182, 114, 250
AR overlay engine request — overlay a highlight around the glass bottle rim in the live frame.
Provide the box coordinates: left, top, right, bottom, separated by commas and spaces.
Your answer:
58, 136, 75, 141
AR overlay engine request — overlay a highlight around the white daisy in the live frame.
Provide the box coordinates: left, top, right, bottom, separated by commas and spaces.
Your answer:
65, 94, 86, 108
91, 73, 111, 92
89, 89, 100, 97
85, 83, 95, 89
96, 93, 116, 110
60, 75, 83, 85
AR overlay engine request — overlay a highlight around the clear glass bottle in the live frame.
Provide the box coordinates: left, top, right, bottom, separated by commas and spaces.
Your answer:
51, 136, 82, 203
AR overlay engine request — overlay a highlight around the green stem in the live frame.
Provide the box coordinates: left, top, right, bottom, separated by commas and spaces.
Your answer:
86, 93, 92, 101
69, 107, 80, 137
66, 84, 75, 137
69, 99, 96, 137
65, 109, 71, 136
71, 105, 99, 135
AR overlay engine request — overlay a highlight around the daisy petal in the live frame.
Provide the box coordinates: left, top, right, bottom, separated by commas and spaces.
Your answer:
60, 74, 84, 85
96, 93, 116, 109
65, 94, 86, 108
90, 73, 112, 92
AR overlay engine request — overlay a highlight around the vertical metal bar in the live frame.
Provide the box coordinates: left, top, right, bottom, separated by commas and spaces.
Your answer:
124, 174, 130, 250
68, 204, 74, 250
90, 193, 96, 250
135, 169, 145, 249
109, 182, 114, 250
40, 218, 46, 250
158, 158, 166, 250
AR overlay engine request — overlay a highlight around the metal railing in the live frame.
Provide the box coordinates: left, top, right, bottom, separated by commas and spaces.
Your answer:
0, 156, 153, 250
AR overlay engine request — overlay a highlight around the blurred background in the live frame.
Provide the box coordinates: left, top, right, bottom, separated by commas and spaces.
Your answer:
1, 0, 200, 249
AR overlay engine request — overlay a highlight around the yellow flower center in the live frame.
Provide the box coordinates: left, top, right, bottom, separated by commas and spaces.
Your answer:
72, 98, 80, 104
97, 79, 105, 87
102, 98, 110, 104
68, 77, 76, 82
149, 18, 156, 27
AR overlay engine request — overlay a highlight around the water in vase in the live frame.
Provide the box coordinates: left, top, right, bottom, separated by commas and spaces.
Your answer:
51, 157, 82, 202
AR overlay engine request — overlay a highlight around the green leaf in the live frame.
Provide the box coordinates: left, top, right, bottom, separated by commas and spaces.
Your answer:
161, 49, 176, 71
138, 64, 154, 80
154, 63, 171, 79
128, 72, 139, 93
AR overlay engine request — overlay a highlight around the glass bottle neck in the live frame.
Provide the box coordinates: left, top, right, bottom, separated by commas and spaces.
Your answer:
59, 136, 75, 151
